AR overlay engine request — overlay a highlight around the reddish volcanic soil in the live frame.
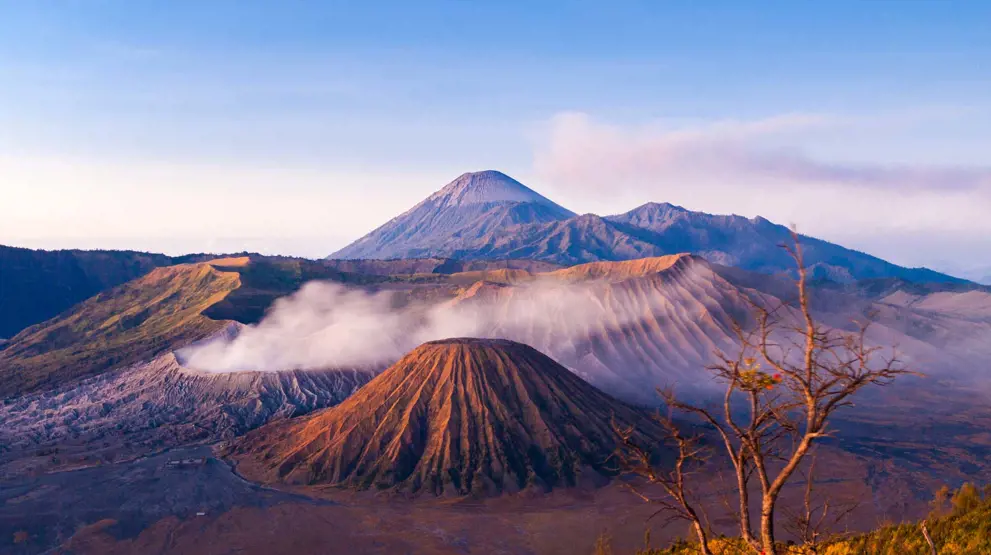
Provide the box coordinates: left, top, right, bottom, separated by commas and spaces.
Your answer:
229, 338, 666, 495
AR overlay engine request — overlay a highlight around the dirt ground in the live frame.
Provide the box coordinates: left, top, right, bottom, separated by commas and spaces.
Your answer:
2, 442, 683, 554
1, 435, 969, 555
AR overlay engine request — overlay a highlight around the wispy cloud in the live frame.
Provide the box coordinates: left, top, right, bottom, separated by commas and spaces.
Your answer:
534, 112, 991, 193
530, 111, 991, 274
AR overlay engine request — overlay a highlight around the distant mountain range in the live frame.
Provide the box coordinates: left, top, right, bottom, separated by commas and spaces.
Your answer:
330, 170, 962, 284
962, 265, 991, 285
0, 171, 967, 344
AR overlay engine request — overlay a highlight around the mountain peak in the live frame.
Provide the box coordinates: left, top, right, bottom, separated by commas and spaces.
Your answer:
230, 338, 663, 496
426, 170, 573, 214
634, 201, 688, 213
329, 171, 575, 259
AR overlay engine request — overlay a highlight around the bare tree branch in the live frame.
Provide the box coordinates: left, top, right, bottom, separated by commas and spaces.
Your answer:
615, 229, 913, 555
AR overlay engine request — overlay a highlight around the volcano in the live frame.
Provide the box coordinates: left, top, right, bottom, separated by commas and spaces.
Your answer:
329, 170, 576, 260
328, 171, 962, 283
229, 338, 664, 496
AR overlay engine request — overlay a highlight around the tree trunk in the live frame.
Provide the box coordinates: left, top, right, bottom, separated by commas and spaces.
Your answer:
761, 498, 777, 555
921, 521, 937, 555
737, 465, 757, 548
692, 519, 714, 555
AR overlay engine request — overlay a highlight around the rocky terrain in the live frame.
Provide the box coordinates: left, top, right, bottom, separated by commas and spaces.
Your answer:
2, 240, 990, 554
229, 338, 665, 495
1, 443, 693, 555
0, 351, 374, 467
0, 445, 328, 554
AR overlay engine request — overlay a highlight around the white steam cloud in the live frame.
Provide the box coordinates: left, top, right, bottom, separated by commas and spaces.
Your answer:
178, 277, 700, 374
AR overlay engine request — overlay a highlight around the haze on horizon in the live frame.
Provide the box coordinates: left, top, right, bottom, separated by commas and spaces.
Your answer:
1, 1, 990, 281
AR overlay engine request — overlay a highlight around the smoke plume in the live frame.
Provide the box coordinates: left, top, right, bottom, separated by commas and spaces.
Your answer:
178, 277, 692, 373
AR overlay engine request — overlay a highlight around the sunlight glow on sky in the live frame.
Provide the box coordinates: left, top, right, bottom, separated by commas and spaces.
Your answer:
1, 1, 990, 278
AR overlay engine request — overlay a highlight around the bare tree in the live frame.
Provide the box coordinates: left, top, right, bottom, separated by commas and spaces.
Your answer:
614, 412, 714, 555
619, 230, 911, 555
781, 454, 859, 553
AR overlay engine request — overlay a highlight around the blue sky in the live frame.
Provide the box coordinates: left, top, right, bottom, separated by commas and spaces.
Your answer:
1, 1, 990, 278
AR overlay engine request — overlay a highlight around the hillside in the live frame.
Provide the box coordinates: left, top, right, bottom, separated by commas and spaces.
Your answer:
229, 338, 665, 495
545, 254, 691, 281
322, 257, 563, 276
449, 213, 672, 265
200, 256, 390, 324
446, 255, 750, 403
0, 245, 174, 338
633, 484, 991, 554
0, 245, 255, 339
828, 485, 991, 555
0, 260, 243, 396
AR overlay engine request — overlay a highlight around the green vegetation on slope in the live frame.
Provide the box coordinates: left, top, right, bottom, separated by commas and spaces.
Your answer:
0, 245, 174, 338
606, 484, 991, 555
825, 483, 991, 555
0, 261, 241, 396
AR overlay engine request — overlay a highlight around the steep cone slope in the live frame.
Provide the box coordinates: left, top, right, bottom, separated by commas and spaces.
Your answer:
231, 338, 663, 495
330, 170, 575, 260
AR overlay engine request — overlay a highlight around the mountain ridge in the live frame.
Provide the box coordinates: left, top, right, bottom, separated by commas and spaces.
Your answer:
330, 171, 964, 284
605, 202, 956, 283
0, 261, 243, 396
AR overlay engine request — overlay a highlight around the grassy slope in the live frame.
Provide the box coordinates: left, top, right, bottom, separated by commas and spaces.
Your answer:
0, 262, 242, 396
0, 245, 175, 338
627, 490, 991, 554
825, 497, 991, 555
